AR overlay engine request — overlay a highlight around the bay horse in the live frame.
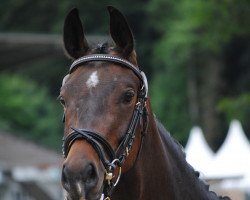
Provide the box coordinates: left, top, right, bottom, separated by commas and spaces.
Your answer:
59, 6, 231, 200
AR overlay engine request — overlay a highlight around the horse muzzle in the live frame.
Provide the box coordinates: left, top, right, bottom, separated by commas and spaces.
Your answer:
61, 152, 105, 200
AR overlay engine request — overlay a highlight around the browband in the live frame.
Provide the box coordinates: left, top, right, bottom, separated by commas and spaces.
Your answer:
69, 54, 148, 97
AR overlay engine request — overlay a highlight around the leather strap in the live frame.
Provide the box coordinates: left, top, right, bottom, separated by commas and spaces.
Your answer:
70, 54, 142, 79
69, 54, 148, 97
63, 128, 116, 169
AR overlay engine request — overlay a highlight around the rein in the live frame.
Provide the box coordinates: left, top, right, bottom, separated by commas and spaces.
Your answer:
62, 54, 148, 200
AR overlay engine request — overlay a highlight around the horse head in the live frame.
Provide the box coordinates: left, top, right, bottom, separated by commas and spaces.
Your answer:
60, 6, 148, 200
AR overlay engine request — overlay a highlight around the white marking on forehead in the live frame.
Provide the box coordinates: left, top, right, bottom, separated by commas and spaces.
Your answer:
86, 71, 99, 89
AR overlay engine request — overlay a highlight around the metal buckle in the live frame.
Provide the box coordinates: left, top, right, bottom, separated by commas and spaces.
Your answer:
105, 159, 122, 186
100, 194, 111, 200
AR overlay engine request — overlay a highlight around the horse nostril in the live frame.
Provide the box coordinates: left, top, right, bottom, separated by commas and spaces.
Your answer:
82, 163, 98, 189
61, 164, 70, 191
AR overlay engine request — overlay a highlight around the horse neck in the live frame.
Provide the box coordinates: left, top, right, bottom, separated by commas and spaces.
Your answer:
112, 100, 226, 200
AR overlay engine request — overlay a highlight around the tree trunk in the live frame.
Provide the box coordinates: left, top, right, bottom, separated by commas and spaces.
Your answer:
199, 57, 224, 150
188, 55, 225, 150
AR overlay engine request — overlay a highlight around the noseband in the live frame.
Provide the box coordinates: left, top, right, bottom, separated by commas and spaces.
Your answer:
62, 54, 148, 199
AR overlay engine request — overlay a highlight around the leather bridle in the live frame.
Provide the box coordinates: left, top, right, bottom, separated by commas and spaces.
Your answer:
62, 54, 148, 200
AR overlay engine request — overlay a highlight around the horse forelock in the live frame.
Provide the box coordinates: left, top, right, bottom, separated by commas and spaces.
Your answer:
92, 42, 110, 54
88, 41, 138, 66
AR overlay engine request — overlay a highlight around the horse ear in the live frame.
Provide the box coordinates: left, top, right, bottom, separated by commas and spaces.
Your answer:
108, 6, 134, 57
63, 8, 89, 59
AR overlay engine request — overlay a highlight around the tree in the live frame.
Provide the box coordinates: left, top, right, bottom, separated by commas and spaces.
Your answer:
0, 73, 63, 149
147, 0, 250, 149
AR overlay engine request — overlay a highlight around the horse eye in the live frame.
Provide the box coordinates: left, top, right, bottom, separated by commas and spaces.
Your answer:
58, 96, 65, 106
123, 90, 135, 104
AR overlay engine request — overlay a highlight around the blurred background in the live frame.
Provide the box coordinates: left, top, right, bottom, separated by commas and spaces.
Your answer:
0, 0, 249, 199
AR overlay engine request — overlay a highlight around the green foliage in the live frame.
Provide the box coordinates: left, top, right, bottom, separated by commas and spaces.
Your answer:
0, 0, 62, 32
0, 73, 63, 150
149, 0, 250, 68
150, 69, 191, 143
218, 94, 250, 126
0, 0, 149, 34
148, 0, 250, 143
16, 56, 69, 96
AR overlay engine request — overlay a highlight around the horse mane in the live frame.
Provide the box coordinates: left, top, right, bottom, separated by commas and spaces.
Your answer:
155, 118, 231, 200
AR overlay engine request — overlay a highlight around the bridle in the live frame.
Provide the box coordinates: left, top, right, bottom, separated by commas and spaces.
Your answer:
62, 54, 148, 200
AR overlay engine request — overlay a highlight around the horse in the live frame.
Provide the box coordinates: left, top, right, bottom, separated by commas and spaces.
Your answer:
59, 6, 231, 200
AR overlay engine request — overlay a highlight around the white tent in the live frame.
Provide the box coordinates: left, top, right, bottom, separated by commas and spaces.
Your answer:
185, 126, 214, 176
206, 120, 250, 189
